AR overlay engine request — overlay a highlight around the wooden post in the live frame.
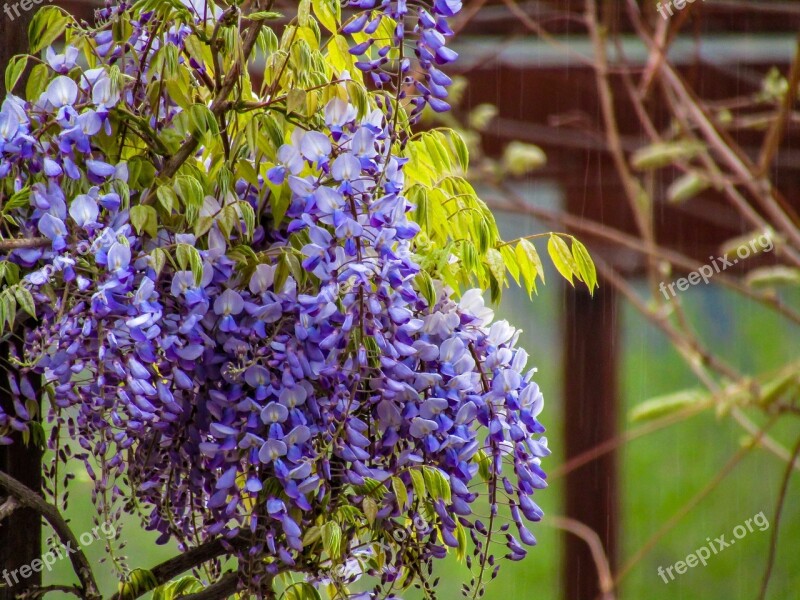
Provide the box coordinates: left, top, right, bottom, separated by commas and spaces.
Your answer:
562, 282, 619, 599
0, 10, 43, 600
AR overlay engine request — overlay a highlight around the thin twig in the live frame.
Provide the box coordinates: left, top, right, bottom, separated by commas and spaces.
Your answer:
757, 34, 800, 175
547, 516, 615, 600
757, 434, 800, 600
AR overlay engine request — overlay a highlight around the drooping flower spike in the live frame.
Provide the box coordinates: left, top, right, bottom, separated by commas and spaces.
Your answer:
0, 1, 548, 597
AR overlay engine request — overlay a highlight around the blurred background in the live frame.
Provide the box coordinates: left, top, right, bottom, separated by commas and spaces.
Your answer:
3, 1, 800, 599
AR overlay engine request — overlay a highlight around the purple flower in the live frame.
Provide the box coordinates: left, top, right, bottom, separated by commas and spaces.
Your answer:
69, 194, 99, 227
45, 46, 79, 74
43, 76, 78, 109
258, 439, 287, 463
37, 213, 67, 250
299, 131, 332, 164
106, 242, 131, 272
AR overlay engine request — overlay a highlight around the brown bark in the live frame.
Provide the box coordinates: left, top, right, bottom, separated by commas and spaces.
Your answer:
0, 8, 42, 600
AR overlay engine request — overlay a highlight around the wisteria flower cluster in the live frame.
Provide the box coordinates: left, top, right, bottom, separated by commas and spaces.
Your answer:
0, 1, 558, 598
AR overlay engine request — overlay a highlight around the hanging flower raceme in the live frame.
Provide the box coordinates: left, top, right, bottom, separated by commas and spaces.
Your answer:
344, 0, 462, 119
0, 1, 554, 597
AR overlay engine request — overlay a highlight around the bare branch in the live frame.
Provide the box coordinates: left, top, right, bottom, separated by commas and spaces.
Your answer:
546, 516, 615, 600
757, 434, 800, 600
0, 497, 18, 522
0, 238, 50, 251
0, 471, 100, 600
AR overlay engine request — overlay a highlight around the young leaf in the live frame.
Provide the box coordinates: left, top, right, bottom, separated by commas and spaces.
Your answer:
392, 476, 409, 511
13, 287, 35, 318
130, 205, 158, 239
321, 521, 342, 560
547, 234, 576, 285
312, 0, 341, 33
284, 583, 323, 600
571, 239, 597, 293
5, 56, 29, 95
29, 7, 71, 54
410, 469, 426, 503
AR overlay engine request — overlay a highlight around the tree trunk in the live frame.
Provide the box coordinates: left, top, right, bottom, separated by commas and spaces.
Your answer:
0, 9, 43, 600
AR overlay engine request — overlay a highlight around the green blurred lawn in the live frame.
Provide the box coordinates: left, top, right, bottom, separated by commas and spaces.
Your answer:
43, 202, 800, 599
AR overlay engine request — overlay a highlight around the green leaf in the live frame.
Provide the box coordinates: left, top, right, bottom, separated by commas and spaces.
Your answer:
13, 287, 35, 318
130, 205, 158, 239
571, 239, 597, 293
174, 175, 204, 225
455, 521, 468, 562
630, 389, 710, 422
117, 569, 158, 600
5, 56, 29, 95
157, 185, 178, 213
286, 89, 307, 116
176, 243, 204, 285
484, 248, 506, 287
547, 234, 576, 285
502, 141, 546, 176
392, 476, 409, 511
409, 469, 426, 504
26, 63, 49, 103
515, 239, 543, 296
237, 201, 256, 241
273, 252, 290, 294
363, 496, 378, 526
422, 467, 451, 503
312, 0, 341, 33
149, 248, 167, 278
297, 0, 312, 27
153, 576, 204, 600
473, 449, 491, 482
499, 244, 520, 286
3, 188, 31, 214
415, 271, 437, 308
283, 582, 322, 600
321, 521, 342, 560
29, 7, 71, 54
446, 130, 469, 172
745, 266, 800, 288
187, 103, 219, 137
667, 171, 710, 204
630, 141, 705, 171
248, 11, 283, 22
